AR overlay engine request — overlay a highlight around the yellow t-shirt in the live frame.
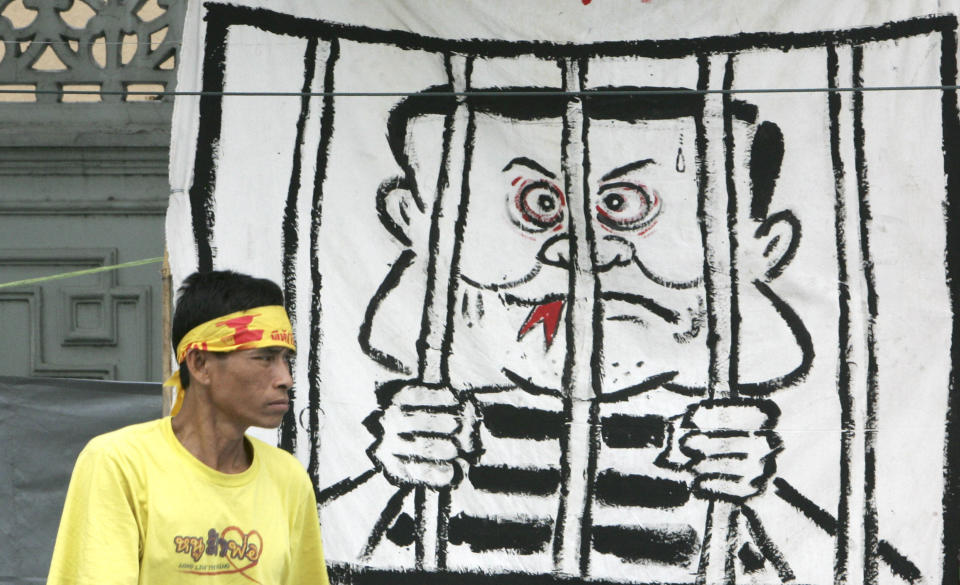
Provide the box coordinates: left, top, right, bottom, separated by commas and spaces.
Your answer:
47, 417, 330, 585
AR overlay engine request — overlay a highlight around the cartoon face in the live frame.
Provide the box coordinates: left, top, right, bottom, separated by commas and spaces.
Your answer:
444, 112, 709, 393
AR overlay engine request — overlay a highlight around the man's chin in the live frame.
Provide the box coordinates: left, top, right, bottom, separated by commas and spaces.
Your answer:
250, 412, 287, 430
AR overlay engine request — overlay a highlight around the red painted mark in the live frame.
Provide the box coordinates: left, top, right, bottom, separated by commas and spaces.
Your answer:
217, 315, 265, 344
582, 0, 591, 4
517, 300, 565, 349
511, 176, 524, 186
638, 218, 658, 237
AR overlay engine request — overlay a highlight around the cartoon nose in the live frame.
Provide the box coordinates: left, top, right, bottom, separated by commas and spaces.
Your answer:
538, 234, 570, 268
595, 235, 634, 271
538, 234, 634, 271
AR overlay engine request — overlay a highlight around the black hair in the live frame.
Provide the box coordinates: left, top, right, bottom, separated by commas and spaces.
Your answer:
386, 85, 706, 182
172, 270, 284, 388
384, 85, 775, 226
382, 84, 708, 222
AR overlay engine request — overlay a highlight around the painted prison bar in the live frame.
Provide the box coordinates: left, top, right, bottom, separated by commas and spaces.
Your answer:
167, 5, 958, 585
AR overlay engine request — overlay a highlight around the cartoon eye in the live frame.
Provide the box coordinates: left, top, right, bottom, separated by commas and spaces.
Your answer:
510, 180, 566, 232
595, 182, 661, 231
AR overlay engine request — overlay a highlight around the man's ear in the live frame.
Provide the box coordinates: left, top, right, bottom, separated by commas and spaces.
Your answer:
753, 210, 801, 281
184, 349, 213, 388
376, 177, 424, 248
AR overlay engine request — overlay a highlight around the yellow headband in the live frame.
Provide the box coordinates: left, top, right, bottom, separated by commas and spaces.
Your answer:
163, 305, 295, 416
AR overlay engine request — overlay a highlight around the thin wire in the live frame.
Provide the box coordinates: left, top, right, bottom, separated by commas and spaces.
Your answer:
0, 257, 163, 290
0, 39, 178, 44
0, 85, 957, 98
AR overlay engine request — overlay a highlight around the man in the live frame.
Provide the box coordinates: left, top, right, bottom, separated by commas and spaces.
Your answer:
323, 86, 815, 582
48, 270, 330, 585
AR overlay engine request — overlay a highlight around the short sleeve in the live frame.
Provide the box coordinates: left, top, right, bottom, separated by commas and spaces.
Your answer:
288, 474, 330, 585
47, 441, 142, 585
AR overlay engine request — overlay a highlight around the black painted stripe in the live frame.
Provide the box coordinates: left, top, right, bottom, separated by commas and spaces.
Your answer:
203, 4, 954, 68
773, 478, 922, 583
448, 513, 552, 555
329, 565, 719, 585
940, 23, 960, 585
878, 540, 921, 584
594, 470, 689, 508
278, 37, 319, 454
306, 38, 340, 499
317, 468, 377, 505
385, 512, 416, 547
480, 403, 563, 441
723, 52, 742, 404
438, 53, 476, 388
361, 486, 413, 560
600, 414, 666, 448
188, 14, 228, 271
468, 465, 560, 496
741, 504, 795, 582
591, 524, 699, 566
852, 44, 881, 585
828, 42, 855, 582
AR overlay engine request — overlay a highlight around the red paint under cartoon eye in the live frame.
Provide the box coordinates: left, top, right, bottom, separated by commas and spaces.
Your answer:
511, 180, 566, 232
595, 182, 661, 231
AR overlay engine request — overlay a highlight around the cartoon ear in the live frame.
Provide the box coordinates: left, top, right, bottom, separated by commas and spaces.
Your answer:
376, 177, 424, 247
753, 210, 801, 281
750, 121, 785, 221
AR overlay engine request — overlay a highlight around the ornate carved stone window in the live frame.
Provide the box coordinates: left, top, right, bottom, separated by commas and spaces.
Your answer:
0, 2, 184, 383
0, 0, 184, 103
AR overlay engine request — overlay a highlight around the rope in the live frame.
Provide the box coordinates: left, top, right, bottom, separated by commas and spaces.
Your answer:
0, 257, 163, 289
0, 85, 958, 98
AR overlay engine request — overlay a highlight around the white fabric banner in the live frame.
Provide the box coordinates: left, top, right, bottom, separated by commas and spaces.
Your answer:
167, 2, 960, 583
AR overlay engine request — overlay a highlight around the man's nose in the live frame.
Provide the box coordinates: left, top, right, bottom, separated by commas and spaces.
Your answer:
539, 234, 634, 271
275, 359, 294, 391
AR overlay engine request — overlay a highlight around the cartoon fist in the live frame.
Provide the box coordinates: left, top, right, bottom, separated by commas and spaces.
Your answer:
365, 380, 477, 489
679, 398, 783, 502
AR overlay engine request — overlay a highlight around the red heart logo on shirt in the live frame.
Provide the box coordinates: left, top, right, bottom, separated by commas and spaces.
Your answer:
221, 526, 263, 581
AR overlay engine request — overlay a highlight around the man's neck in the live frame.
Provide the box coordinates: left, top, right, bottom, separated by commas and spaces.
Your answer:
171, 397, 252, 474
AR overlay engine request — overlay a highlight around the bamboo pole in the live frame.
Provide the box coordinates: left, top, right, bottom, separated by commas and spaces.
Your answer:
161, 248, 174, 416
415, 53, 472, 571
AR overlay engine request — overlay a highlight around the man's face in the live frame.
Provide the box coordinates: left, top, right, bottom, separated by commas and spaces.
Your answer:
437, 112, 709, 393
205, 347, 294, 428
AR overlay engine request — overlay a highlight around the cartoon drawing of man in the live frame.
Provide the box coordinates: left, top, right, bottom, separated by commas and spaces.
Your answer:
323, 85, 818, 582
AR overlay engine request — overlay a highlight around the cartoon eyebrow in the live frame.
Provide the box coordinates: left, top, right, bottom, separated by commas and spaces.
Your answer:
502, 157, 557, 179
600, 158, 655, 182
